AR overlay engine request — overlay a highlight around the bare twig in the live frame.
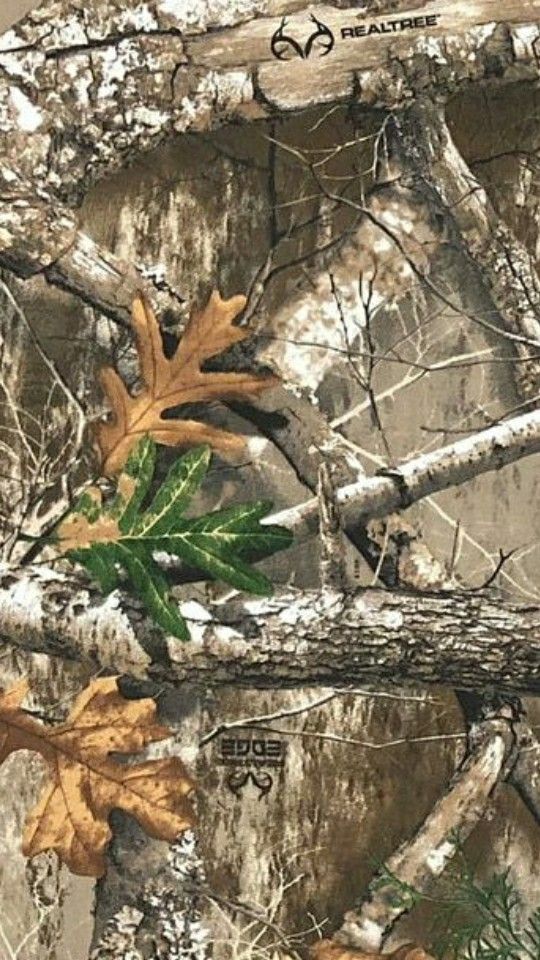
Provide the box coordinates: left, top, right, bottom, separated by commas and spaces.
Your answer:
200, 689, 434, 747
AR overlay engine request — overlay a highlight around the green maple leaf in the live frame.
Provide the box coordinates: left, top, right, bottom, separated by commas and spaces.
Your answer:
56, 437, 293, 641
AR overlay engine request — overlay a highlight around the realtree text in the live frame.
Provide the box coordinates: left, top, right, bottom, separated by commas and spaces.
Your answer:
341, 13, 440, 39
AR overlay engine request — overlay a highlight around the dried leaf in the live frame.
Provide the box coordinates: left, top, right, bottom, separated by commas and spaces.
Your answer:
96, 291, 279, 475
0, 677, 195, 877
310, 941, 435, 960
57, 487, 120, 552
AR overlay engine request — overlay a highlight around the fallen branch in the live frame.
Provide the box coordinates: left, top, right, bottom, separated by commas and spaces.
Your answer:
1, 569, 540, 695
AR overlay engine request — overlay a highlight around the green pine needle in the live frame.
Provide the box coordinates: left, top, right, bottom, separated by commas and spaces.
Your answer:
375, 842, 540, 960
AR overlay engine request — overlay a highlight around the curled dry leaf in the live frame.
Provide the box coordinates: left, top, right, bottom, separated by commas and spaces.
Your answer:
0, 676, 195, 877
96, 291, 279, 475
310, 941, 435, 960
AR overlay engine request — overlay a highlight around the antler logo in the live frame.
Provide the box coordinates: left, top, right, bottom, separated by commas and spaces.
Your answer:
271, 14, 335, 60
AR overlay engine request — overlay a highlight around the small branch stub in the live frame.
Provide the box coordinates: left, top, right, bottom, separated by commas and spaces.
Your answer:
317, 461, 346, 591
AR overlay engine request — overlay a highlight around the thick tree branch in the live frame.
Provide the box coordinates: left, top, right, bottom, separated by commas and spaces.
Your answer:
90, 832, 208, 960
385, 99, 540, 833
0, 164, 183, 323
391, 100, 540, 397
1, 0, 539, 205
1, 568, 540, 695
2, 4, 539, 335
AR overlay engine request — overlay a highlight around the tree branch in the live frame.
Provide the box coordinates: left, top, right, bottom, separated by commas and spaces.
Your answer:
0, 0, 538, 312
1, 568, 540, 695
332, 712, 515, 952
389, 101, 540, 398
317, 461, 346, 591
271, 407, 540, 539
1, 0, 539, 205
0, 163, 183, 324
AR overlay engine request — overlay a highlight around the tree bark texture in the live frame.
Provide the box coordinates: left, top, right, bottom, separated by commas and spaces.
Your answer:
2, 1, 540, 955
1, 569, 540, 696
0, 0, 538, 322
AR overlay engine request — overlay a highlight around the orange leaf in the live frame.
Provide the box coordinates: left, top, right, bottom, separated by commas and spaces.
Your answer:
0, 677, 195, 877
96, 291, 279, 475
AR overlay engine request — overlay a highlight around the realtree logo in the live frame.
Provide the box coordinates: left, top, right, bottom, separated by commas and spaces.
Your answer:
340, 13, 440, 40
270, 14, 335, 60
218, 736, 287, 799
270, 12, 441, 59
218, 736, 286, 768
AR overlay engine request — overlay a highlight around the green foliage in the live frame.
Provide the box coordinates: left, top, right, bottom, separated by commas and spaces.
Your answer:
57, 436, 293, 641
371, 867, 423, 913
377, 848, 540, 960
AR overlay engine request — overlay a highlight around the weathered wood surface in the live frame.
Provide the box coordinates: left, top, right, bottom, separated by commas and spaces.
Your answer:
2, 0, 540, 198
191, 0, 540, 110
1, 0, 540, 321
2, 2, 540, 955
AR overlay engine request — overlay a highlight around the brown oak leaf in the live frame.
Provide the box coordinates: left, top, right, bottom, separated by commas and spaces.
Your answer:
96, 290, 279, 475
0, 677, 195, 877
310, 941, 435, 960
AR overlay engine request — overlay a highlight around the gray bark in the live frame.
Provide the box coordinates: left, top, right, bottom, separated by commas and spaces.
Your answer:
90, 832, 208, 960
272, 407, 540, 539
0, 0, 537, 202
1, 569, 540, 695
0, 0, 538, 323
